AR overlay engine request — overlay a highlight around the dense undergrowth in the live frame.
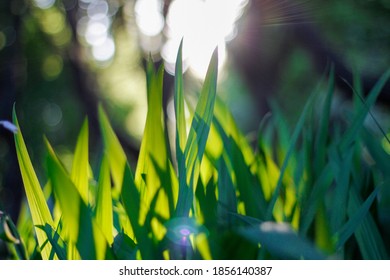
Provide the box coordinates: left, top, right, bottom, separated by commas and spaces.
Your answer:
1, 43, 390, 260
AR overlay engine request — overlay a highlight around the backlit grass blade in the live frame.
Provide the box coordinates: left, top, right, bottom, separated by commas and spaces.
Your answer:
13, 108, 55, 260
265, 91, 316, 220
98, 105, 127, 195
239, 222, 324, 260
36, 223, 67, 260
174, 40, 189, 217
45, 139, 96, 259
176, 47, 218, 216
121, 163, 155, 259
217, 156, 237, 226
71, 118, 89, 204
174, 39, 187, 157
95, 154, 113, 244
214, 118, 266, 219
135, 61, 175, 223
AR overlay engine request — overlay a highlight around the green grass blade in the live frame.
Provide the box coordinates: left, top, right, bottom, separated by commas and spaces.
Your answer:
174, 39, 187, 157
135, 61, 175, 223
349, 187, 387, 259
176, 47, 218, 216
121, 163, 155, 259
239, 222, 324, 259
13, 108, 54, 260
98, 105, 127, 195
334, 186, 380, 251
217, 156, 237, 226
329, 146, 354, 233
315, 66, 335, 172
95, 154, 113, 244
340, 68, 390, 151
299, 164, 333, 234
45, 139, 96, 259
265, 92, 316, 220
174, 40, 190, 217
70, 118, 89, 204
36, 223, 67, 260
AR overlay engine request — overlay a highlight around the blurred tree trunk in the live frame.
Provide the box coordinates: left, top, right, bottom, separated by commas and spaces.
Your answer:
0, 0, 25, 222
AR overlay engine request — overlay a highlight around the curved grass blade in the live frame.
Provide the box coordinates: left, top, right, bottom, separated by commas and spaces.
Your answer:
135, 61, 175, 223
45, 139, 96, 259
121, 163, 155, 259
175, 46, 219, 217
98, 105, 127, 195
340, 68, 390, 151
265, 92, 316, 220
71, 118, 89, 204
13, 107, 55, 260
36, 223, 67, 260
95, 154, 113, 244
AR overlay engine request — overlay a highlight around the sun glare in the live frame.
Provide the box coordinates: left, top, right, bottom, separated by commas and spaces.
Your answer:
136, 0, 249, 79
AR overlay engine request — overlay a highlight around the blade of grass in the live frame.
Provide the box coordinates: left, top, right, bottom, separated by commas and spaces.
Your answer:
135, 61, 175, 223
70, 118, 89, 204
340, 68, 390, 151
45, 139, 96, 259
334, 186, 380, 251
175, 46, 219, 217
346, 187, 387, 259
98, 105, 127, 196
265, 90, 317, 220
95, 154, 113, 245
121, 163, 155, 259
13, 107, 55, 260
36, 223, 67, 260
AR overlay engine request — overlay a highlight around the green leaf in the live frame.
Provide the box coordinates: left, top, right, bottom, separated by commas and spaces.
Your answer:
13, 107, 55, 260
98, 105, 127, 195
95, 154, 113, 244
266, 91, 317, 220
335, 187, 380, 251
135, 61, 176, 223
45, 139, 96, 259
71, 118, 89, 204
121, 163, 155, 259
339, 187, 387, 259
340, 68, 390, 151
112, 231, 137, 260
175, 46, 219, 217
36, 223, 67, 260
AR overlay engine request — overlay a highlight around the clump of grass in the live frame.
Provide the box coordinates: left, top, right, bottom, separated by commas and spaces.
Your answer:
2, 44, 390, 260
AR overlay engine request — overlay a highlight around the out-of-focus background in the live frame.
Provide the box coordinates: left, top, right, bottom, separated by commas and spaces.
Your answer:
0, 0, 389, 223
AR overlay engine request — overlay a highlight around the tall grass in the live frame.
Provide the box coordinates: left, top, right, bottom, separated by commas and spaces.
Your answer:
2, 45, 390, 260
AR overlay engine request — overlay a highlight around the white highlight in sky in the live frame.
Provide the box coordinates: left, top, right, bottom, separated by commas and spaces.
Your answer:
135, 0, 165, 37
162, 0, 248, 78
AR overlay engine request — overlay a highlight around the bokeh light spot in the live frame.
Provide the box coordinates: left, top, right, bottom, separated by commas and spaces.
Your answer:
42, 54, 63, 80
42, 102, 63, 128
33, 0, 55, 10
